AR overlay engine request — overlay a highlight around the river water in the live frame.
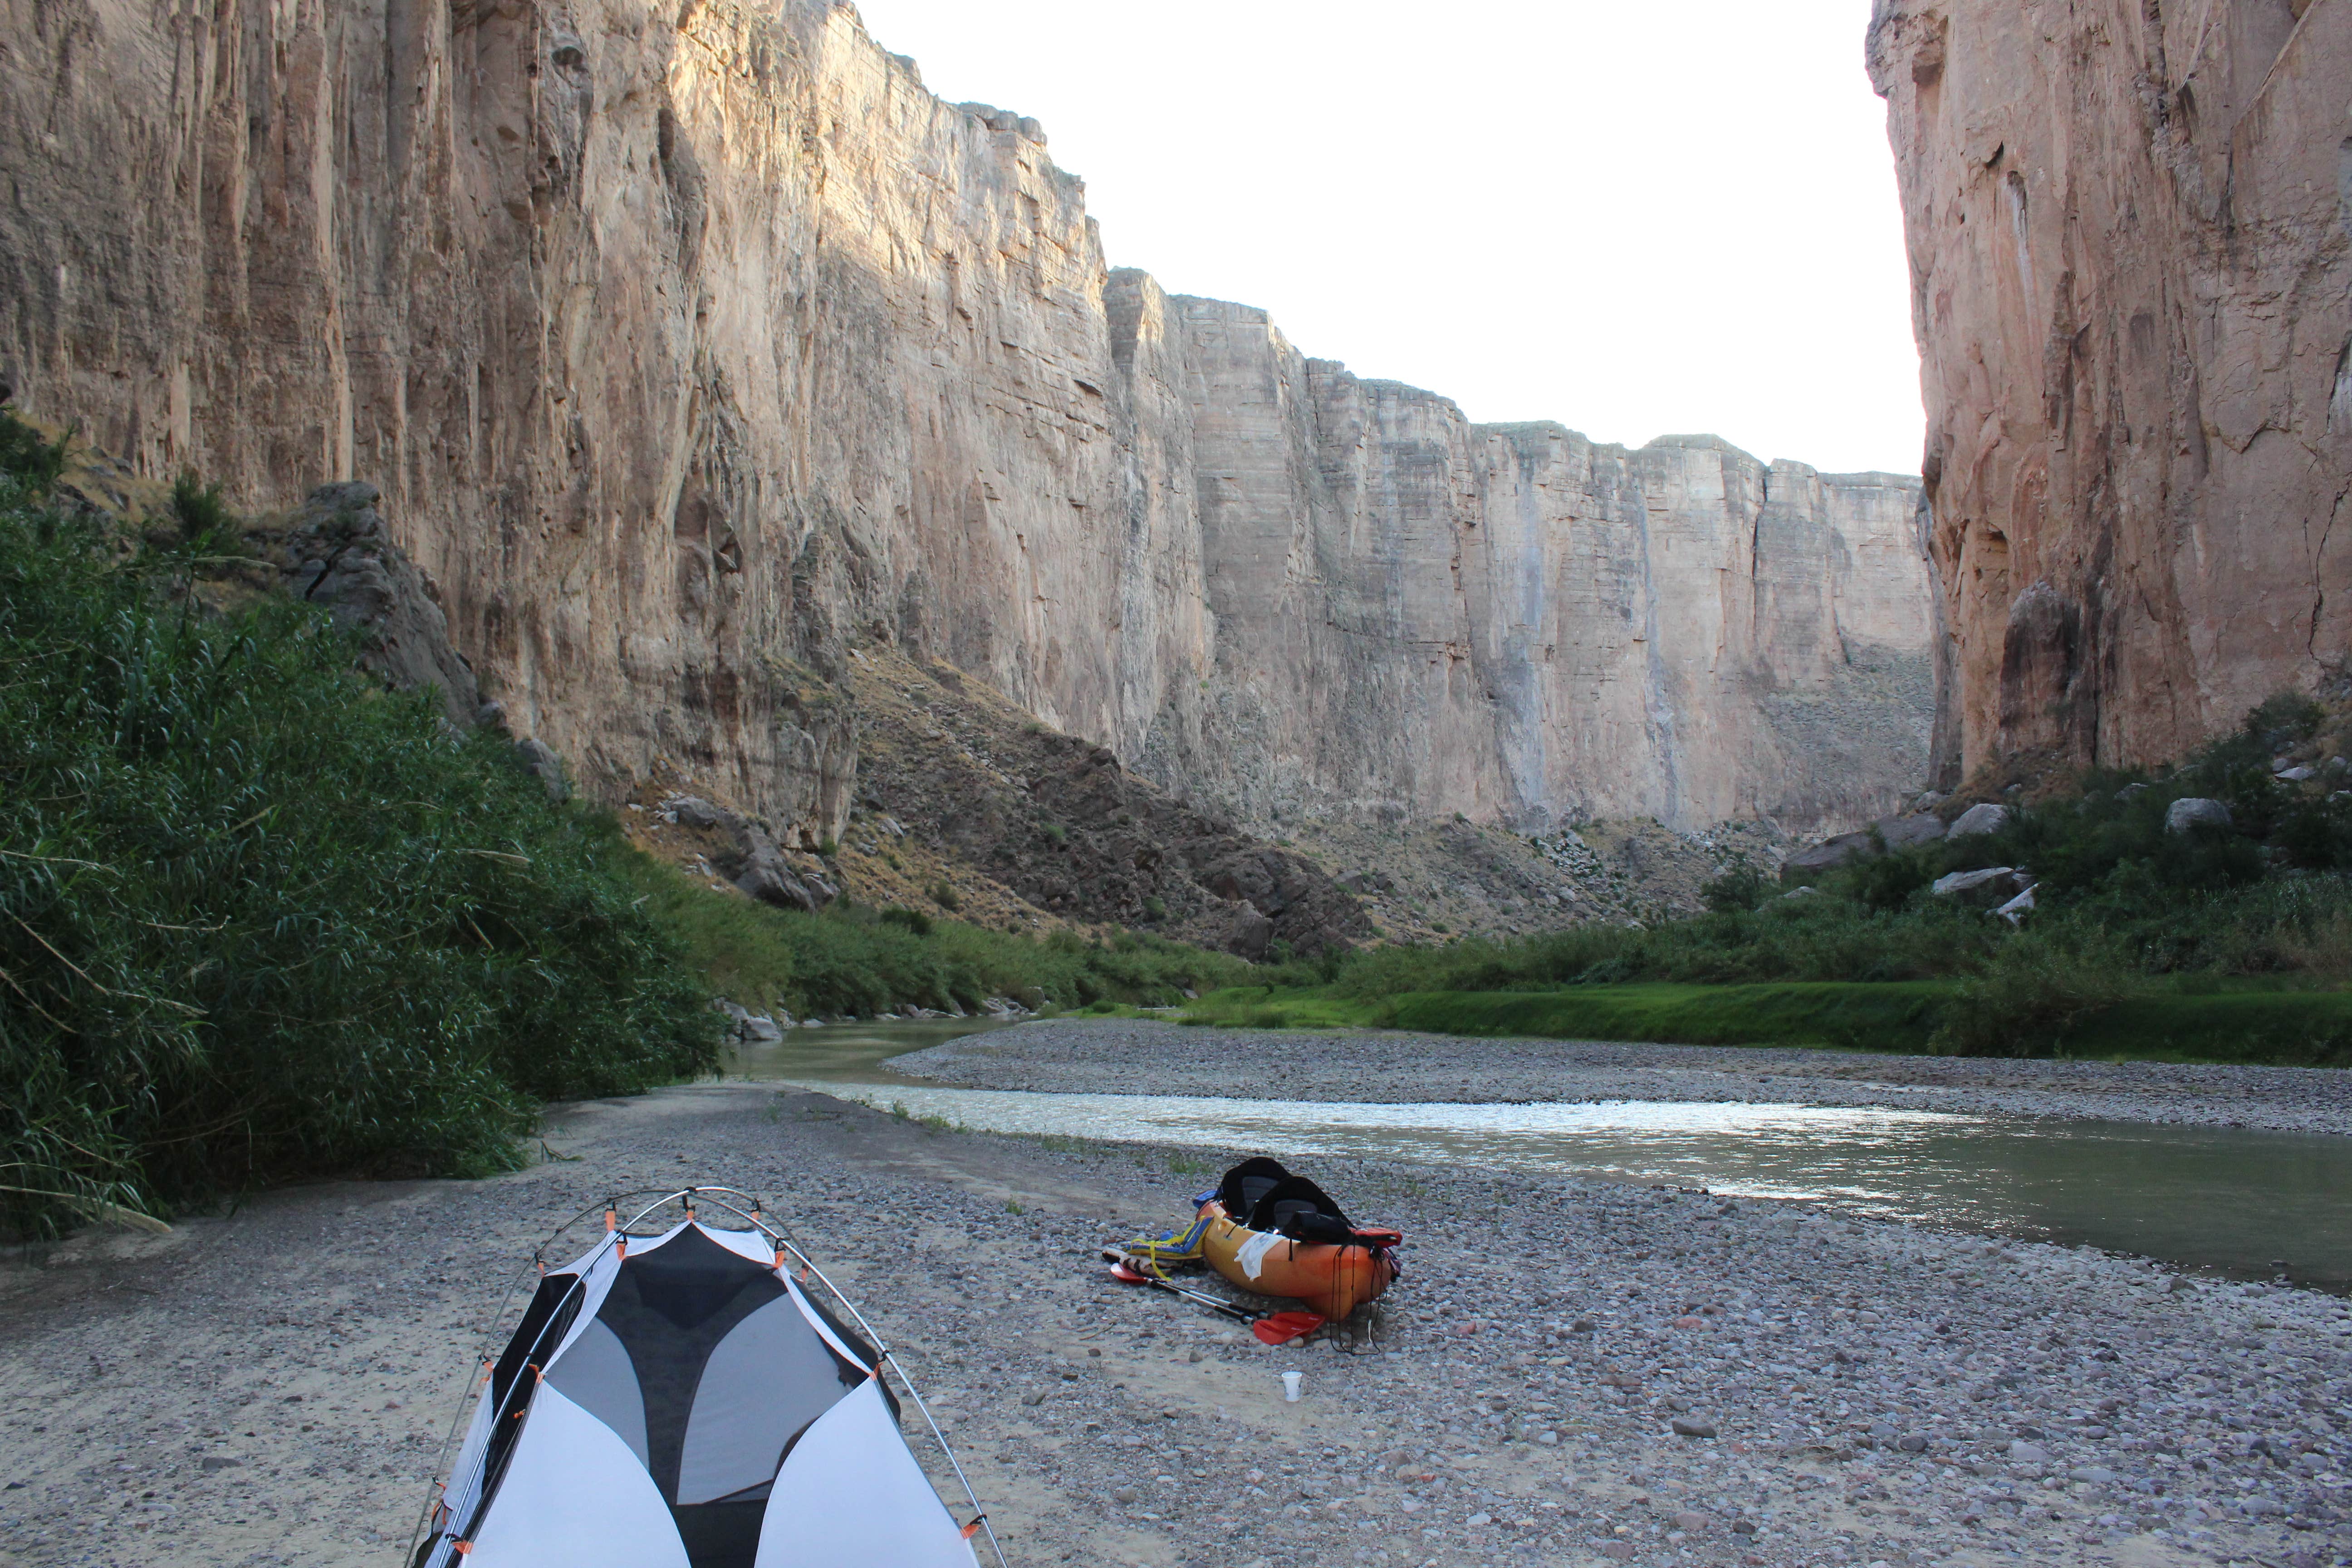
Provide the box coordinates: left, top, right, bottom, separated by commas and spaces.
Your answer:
723, 1019, 2352, 1292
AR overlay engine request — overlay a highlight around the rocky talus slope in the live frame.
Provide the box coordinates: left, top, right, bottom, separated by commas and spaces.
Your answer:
0, 0, 1931, 850
620, 647, 1792, 957
1868, 0, 2352, 784
827, 646, 1373, 957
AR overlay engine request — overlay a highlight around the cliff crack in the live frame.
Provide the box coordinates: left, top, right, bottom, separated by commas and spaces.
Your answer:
2315, 475, 2352, 659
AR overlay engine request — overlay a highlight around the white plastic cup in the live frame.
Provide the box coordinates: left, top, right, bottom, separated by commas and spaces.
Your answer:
1281, 1370, 1303, 1402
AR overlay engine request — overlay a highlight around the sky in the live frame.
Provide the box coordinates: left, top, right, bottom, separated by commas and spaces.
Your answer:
850, 0, 1925, 476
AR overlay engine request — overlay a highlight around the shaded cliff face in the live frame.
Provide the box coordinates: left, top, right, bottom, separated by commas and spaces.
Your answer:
1868, 0, 2352, 782
0, 0, 1931, 843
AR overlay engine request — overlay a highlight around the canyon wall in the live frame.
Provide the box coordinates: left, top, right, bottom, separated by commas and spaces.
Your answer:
1868, 0, 2352, 782
1131, 287, 1931, 829
0, 0, 1931, 841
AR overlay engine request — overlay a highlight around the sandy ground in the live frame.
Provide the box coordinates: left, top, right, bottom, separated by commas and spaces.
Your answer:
1, 1061, 2348, 1568
903, 1019, 2352, 1137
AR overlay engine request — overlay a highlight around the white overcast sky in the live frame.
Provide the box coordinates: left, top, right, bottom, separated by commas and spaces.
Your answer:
850, 0, 1924, 477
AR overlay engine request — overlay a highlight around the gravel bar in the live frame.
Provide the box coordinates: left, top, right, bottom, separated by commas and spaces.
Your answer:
2, 1078, 2348, 1568
895, 1019, 2352, 1136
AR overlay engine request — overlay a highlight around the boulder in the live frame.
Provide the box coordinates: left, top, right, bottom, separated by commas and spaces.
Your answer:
726, 824, 833, 913
1930, 866, 2019, 899
661, 794, 732, 830
1991, 884, 2036, 925
1874, 813, 1947, 850
1217, 902, 1276, 962
2165, 798, 2234, 834
276, 483, 480, 726
1779, 813, 1948, 885
513, 738, 568, 801
1780, 832, 1876, 882
1947, 803, 2010, 838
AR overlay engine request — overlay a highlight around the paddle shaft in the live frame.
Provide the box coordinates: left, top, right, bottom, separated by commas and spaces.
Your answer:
1101, 1250, 1257, 1323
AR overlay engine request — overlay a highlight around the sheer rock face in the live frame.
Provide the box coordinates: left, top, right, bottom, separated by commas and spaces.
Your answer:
1868, 0, 2352, 783
1134, 292, 1933, 829
0, 0, 1931, 842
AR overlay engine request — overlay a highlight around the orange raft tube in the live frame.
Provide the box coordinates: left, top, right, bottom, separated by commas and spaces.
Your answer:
1195, 1198, 1400, 1321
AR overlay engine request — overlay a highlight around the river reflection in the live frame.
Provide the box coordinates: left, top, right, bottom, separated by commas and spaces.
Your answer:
724, 1021, 2352, 1291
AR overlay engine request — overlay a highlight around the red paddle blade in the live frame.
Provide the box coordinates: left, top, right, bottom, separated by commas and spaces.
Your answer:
1106, 1256, 1152, 1284
1252, 1310, 1324, 1346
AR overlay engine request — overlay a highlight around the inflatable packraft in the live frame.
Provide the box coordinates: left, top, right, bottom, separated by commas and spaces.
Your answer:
1118, 1157, 1401, 1321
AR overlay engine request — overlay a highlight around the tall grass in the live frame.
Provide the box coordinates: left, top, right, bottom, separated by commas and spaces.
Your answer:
0, 445, 717, 1236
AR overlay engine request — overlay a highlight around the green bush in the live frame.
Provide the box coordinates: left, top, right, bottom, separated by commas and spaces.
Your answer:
169, 473, 238, 554
0, 470, 718, 1236
1926, 929, 2135, 1056
1699, 861, 1774, 913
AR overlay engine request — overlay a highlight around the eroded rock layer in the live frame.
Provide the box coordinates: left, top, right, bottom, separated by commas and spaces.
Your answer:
1868, 0, 2352, 781
0, 0, 1931, 840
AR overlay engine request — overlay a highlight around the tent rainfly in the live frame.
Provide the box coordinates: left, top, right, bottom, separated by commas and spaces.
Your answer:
412, 1192, 992, 1568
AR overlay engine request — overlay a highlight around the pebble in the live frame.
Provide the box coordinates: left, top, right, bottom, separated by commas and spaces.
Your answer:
5, 1058, 2347, 1568
909, 1018, 2352, 1135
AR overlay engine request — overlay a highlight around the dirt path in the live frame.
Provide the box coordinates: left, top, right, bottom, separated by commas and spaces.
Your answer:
1, 1083, 2345, 1568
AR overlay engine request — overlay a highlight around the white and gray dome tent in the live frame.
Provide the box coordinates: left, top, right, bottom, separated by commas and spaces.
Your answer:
409, 1188, 1001, 1568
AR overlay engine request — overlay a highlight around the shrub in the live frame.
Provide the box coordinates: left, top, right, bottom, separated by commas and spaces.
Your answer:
1700, 861, 1775, 913
1927, 931, 2133, 1056
0, 485, 717, 1236
929, 881, 961, 911
0, 407, 69, 489
169, 473, 238, 553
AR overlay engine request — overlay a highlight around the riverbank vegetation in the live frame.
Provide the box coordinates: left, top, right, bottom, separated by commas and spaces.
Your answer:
613, 839, 1253, 1019
0, 417, 1260, 1234
1196, 696, 2352, 1063
0, 435, 725, 1235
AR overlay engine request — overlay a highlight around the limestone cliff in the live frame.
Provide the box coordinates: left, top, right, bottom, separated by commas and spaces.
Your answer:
0, 0, 1931, 846
1868, 0, 2352, 781
1131, 283, 1931, 829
